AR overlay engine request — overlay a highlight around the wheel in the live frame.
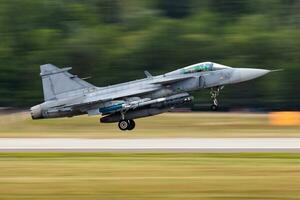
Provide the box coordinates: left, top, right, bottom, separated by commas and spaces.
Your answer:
118, 120, 129, 131
210, 104, 218, 111
127, 119, 135, 130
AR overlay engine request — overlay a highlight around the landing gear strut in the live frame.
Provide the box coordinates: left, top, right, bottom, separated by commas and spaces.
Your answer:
117, 111, 136, 131
118, 119, 135, 131
210, 86, 223, 111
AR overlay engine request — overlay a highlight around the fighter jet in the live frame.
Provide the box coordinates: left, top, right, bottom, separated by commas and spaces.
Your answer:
30, 62, 272, 131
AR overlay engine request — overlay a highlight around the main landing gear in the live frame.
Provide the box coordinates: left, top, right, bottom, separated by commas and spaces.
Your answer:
118, 119, 136, 131
210, 86, 223, 111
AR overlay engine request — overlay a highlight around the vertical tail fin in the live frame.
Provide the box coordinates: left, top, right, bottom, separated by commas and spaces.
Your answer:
40, 64, 94, 101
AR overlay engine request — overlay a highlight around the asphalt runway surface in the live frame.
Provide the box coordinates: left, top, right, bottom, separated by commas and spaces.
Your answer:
0, 138, 300, 152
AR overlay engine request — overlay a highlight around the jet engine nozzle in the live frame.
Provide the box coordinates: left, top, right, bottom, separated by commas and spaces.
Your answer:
30, 105, 44, 119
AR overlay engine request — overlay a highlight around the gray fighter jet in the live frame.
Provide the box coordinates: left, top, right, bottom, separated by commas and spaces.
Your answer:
30, 62, 272, 131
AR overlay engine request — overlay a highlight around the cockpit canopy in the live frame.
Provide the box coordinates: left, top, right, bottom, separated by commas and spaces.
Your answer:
182, 62, 213, 74
165, 62, 231, 76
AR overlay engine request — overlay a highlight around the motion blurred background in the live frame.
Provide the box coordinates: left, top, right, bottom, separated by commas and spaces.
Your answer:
0, 2, 300, 199
0, 0, 299, 110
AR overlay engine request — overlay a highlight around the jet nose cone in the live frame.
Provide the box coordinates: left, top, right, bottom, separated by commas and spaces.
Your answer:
240, 68, 270, 80
233, 68, 270, 83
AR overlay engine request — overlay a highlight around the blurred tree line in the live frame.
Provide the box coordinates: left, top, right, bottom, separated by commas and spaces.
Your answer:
0, 0, 299, 109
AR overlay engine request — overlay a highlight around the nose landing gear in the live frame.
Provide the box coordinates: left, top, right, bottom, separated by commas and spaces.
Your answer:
210, 104, 218, 111
210, 86, 223, 111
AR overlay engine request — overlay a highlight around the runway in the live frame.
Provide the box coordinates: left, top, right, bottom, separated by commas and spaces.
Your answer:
0, 138, 300, 152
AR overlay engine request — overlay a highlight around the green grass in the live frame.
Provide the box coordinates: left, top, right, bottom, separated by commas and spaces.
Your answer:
0, 153, 300, 199
0, 112, 299, 138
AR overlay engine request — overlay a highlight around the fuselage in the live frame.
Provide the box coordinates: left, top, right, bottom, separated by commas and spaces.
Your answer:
30, 62, 270, 120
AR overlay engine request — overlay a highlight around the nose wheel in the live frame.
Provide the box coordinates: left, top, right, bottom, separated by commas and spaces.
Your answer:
210, 104, 218, 111
210, 86, 223, 111
118, 119, 136, 131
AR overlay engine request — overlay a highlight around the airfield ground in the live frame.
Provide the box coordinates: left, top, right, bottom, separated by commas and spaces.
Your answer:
1, 113, 300, 199
0, 153, 300, 199
0, 112, 299, 138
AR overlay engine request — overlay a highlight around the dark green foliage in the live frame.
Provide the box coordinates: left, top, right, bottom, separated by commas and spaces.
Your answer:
210, 0, 252, 16
0, 0, 299, 109
157, 0, 191, 19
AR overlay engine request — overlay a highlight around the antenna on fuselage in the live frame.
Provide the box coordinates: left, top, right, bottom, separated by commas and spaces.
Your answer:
144, 70, 153, 78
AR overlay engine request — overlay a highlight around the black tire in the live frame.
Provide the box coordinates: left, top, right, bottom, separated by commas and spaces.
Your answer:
127, 119, 135, 130
118, 120, 129, 131
210, 104, 218, 111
